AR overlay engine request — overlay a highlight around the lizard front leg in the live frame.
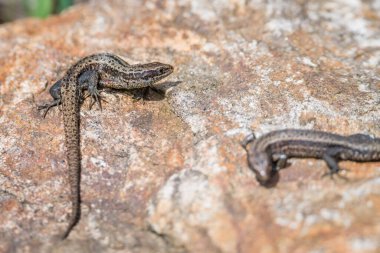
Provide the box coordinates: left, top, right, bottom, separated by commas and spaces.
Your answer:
322, 147, 349, 180
77, 70, 102, 110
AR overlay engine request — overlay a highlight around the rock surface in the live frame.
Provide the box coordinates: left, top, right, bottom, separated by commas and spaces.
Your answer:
0, 0, 379, 252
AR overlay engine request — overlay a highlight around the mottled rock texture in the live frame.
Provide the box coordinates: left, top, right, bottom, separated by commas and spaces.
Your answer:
1, 0, 379, 252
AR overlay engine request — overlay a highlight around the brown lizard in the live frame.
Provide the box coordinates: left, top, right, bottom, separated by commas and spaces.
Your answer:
242, 129, 380, 185
39, 53, 173, 239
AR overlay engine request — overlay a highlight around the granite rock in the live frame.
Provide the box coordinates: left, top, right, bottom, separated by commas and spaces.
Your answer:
0, 0, 379, 252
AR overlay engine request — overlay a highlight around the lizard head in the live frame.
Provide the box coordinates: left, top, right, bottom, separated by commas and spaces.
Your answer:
135, 62, 174, 85
247, 151, 274, 185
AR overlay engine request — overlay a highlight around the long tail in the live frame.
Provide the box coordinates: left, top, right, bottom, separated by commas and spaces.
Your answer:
61, 82, 81, 239
61, 186, 80, 239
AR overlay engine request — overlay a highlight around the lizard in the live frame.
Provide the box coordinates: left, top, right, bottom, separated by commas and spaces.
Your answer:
38, 53, 173, 239
241, 129, 380, 185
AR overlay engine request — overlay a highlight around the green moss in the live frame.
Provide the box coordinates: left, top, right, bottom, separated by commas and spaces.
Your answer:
22, 0, 74, 18
23, 0, 53, 18
57, 0, 73, 13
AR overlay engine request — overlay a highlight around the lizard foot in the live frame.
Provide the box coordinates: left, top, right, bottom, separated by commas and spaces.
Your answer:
322, 168, 351, 181
37, 99, 61, 118
88, 89, 107, 110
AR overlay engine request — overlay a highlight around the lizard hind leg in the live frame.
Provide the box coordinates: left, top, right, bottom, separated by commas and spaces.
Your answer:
38, 79, 63, 117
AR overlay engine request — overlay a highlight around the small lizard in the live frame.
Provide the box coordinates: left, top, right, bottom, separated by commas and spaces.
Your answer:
242, 129, 380, 185
38, 53, 173, 239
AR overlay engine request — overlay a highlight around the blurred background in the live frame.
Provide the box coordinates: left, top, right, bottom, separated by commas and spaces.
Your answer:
0, 0, 87, 23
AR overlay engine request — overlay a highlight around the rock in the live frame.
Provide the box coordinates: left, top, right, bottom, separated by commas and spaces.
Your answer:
0, 0, 379, 252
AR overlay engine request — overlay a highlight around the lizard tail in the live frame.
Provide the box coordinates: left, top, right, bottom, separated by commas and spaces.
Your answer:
61, 188, 80, 239
61, 83, 81, 239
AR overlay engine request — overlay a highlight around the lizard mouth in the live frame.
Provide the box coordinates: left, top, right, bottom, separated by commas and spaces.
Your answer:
255, 170, 278, 186
255, 173, 271, 184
